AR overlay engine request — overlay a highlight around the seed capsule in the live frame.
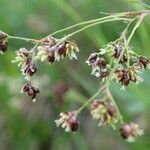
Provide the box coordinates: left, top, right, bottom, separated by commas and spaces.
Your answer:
139, 56, 149, 69
55, 111, 79, 132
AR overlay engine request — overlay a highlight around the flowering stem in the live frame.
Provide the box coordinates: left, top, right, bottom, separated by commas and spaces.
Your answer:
75, 12, 147, 121
103, 13, 147, 123
126, 13, 147, 45
50, 10, 149, 36
106, 88, 124, 124
105, 14, 146, 88
76, 88, 103, 115
47, 17, 131, 53
69, 18, 131, 37
8, 35, 39, 44
50, 13, 131, 36
50, 16, 114, 36
6, 11, 149, 48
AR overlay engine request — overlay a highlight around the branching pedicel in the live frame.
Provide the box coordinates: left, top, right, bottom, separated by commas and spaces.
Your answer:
0, 10, 150, 142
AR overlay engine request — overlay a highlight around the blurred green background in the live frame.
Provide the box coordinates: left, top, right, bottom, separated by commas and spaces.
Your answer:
0, 0, 150, 150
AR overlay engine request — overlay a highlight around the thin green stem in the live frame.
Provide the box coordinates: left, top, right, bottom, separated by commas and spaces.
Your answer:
50, 10, 149, 36
106, 88, 123, 124
50, 14, 129, 36
50, 16, 113, 36
76, 88, 103, 115
69, 18, 131, 37
47, 17, 131, 53
8, 35, 39, 44
127, 13, 147, 45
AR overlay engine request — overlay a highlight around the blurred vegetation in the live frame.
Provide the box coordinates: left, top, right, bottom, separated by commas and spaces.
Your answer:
0, 0, 150, 150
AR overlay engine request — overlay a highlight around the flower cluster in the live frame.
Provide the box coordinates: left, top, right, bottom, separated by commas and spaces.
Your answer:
11, 35, 79, 101
111, 42, 128, 63
119, 123, 144, 142
12, 48, 39, 100
135, 56, 150, 69
115, 55, 150, 87
0, 31, 8, 54
90, 100, 118, 127
0, 12, 148, 143
21, 82, 39, 102
111, 41, 150, 86
86, 38, 150, 88
55, 111, 79, 132
12, 48, 37, 79
115, 68, 137, 86
36, 36, 79, 63
86, 53, 109, 80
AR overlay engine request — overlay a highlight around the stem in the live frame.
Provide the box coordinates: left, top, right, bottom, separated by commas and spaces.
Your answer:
50, 16, 113, 36
103, 14, 146, 123
75, 13, 147, 115
69, 18, 131, 37
76, 88, 103, 115
50, 10, 149, 36
106, 88, 123, 124
47, 17, 131, 53
126, 13, 147, 45
50, 13, 130, 36
105, 14, 145, 87
8, 35, 39, 44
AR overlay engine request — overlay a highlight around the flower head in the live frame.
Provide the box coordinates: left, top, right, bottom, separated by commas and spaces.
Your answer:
12, 48, 37, 78
0, 31, 8, 54
138, 56, 150, 69
22, 62, 37, 76
119, 123, 144, 142
55, 111, 79, 132
111, 43, 127, 63
37, 36, 79, 63
90, 100, 118, 127
12, 48, 31, 67
115, 69, 130, 86
86, 53, 109, 80
21, 82, 39, 102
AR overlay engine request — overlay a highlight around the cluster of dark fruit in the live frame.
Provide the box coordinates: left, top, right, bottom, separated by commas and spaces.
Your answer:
11, 35, 79, 101
36, 36, 79, 63
86, 53, 109, 80
90, 100, 117, 126
111, 43, 150, 86
86, 41, 150, 87
55, 111, 79, 132
90, 99, 143, 142
21, 82, 39, 102
12, 48, 39, 101
0, 31, 8, 54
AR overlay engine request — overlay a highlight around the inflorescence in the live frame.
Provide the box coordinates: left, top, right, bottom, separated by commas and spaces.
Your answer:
0, 10, 149, 142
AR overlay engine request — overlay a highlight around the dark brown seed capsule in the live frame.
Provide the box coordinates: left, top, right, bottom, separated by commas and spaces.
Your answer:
23, 63, 37, 76
0, 41, 8, 53
42, 36, 56, 47
115, 69, 131, 86
57, 43, 66, 56
47, 52, 55, 63
139, 56, 149, 69
22, 82, 39, 99
70, 121, 79, 132
107, 104, 116, 117
120, 124, 131, 139
112, 45, 121, 59
87, 53, 98, 63
95, 58, 107, 68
